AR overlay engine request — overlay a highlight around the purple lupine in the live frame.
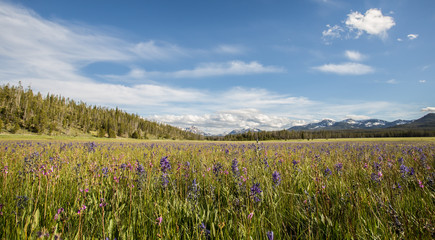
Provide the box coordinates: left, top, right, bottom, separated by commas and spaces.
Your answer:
373, 162, 381, 172
267, 231, 274, 240
160, 157, 171, 173
409, 167, 415, 176
335, 163, 343, 172
250, 182, 262, 203
213, 163, 223, 177
399, 164, 409, 178
231, 158, 240, 177
371, 173, 381, 183
188, 179, 200, 202
161, 173, 169, 188
199, 222, 211, 238
324, 167, 332, 176
272, 171, 281, 186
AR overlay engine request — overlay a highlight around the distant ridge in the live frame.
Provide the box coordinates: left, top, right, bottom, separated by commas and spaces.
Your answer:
389, 113, 435, 129
288, 118, 413, 131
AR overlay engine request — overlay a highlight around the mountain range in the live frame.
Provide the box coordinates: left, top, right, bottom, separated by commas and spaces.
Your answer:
185, 113, 435, 136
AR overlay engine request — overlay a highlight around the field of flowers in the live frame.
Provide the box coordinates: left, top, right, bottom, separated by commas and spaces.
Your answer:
0, 139, 434, 239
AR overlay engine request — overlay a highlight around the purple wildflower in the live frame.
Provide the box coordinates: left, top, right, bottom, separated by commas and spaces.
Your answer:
161, 173, 169, 188
267, 231, 274, 240
373, 162, 381, 172
231, 158, 240, 177
292, 160, 298, 167
156, 216, 162, 226
199, 222, 211, 238
250, 182, 262, 203
324, 167, 332, 176
160, 157, 171, 173
371, 173, 381, 183
272, 171, 281, 186
335, 163, 343, 172
213, 163, 223, 177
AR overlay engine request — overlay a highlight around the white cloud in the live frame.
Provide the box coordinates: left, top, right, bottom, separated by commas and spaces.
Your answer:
132, 40, 187, 60
169, 61, 285, 78
386, 79, 398, 84
214, 45, 246, 54
397, 38, 403, 42
419, 80, 426, 83
323, 8, 395, 42
345, 50, 366, 61
314, 62, 374, 75
151, 109, 302, 135
322, 24, 344, 43
345, 8, 395, 39
421, 107, 435, 113
345, 114, 370, 120
407, 34, 419, 40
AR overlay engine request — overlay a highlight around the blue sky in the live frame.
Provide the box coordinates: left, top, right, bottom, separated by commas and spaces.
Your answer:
0, 0, 434, 134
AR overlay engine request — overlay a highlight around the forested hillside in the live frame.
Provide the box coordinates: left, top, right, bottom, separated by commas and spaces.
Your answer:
0, 84, 201, 140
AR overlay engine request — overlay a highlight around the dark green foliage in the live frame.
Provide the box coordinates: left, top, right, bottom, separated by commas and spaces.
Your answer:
0, 84, 201, 140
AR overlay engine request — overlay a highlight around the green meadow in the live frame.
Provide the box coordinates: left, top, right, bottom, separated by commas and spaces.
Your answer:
0, 137, 434, 239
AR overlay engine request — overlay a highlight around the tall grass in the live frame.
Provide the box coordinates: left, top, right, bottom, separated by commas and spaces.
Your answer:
0, 140, 434, 239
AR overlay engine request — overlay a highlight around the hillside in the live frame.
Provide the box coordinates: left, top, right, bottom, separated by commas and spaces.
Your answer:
389, 113, 435, 129
289, 118, 412, 131
0, 84, 202, 140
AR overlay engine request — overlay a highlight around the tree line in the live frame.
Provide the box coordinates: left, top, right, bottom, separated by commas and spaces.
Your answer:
0, 84, 202, 140
205, 128, 435, 141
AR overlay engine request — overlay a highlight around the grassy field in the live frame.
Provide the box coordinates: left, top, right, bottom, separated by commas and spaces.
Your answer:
0, 137, 434, 239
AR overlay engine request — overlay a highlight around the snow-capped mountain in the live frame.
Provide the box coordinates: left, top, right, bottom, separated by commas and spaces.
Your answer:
184, 126, 212, 136
288, 118, 412, 131
227, 128, 262, 135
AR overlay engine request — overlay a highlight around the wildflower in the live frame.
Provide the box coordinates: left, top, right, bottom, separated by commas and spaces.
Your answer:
231, 158, 240, 177
54, 208, 64, 220
99, 198, 107, 208
324, 167, 332, 176
213, 163, 223, 177
0, 203, 4, 215
199, 223, 211, 238
188, 179, 200, 202
161, 173, 169, 188
156, 216, 162, 226
373, 162, 381, 172
418, 180, 424, 188
267, 231, 274, 240
371, 173, 381, 183
400, 164, 409, 177
248, 211, 254, 220
250, 182, 262, 203
335, 163, 343, 172
160, 156, 171, 173
272, 171, 281, 186
409, 167, 415, 176
292, 160, 298, 166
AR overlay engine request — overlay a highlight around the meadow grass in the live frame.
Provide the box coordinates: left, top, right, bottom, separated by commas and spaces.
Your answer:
0, 138, 434, 239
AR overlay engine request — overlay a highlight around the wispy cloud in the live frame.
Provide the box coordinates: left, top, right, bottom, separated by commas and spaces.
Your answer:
169, 61, 285, 78
345, 50, 366, 61
132, 40, 188, 60
214, 44, 246, 54
419, 80, 426, 83
151, 109, 304, 135
314, 62, 374, 75
421, 107, 435, 113
407, 34, 419, 40
386, 79, 398, 84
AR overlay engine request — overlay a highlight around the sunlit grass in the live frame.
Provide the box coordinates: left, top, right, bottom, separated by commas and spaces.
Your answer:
0, 139, 434, 239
